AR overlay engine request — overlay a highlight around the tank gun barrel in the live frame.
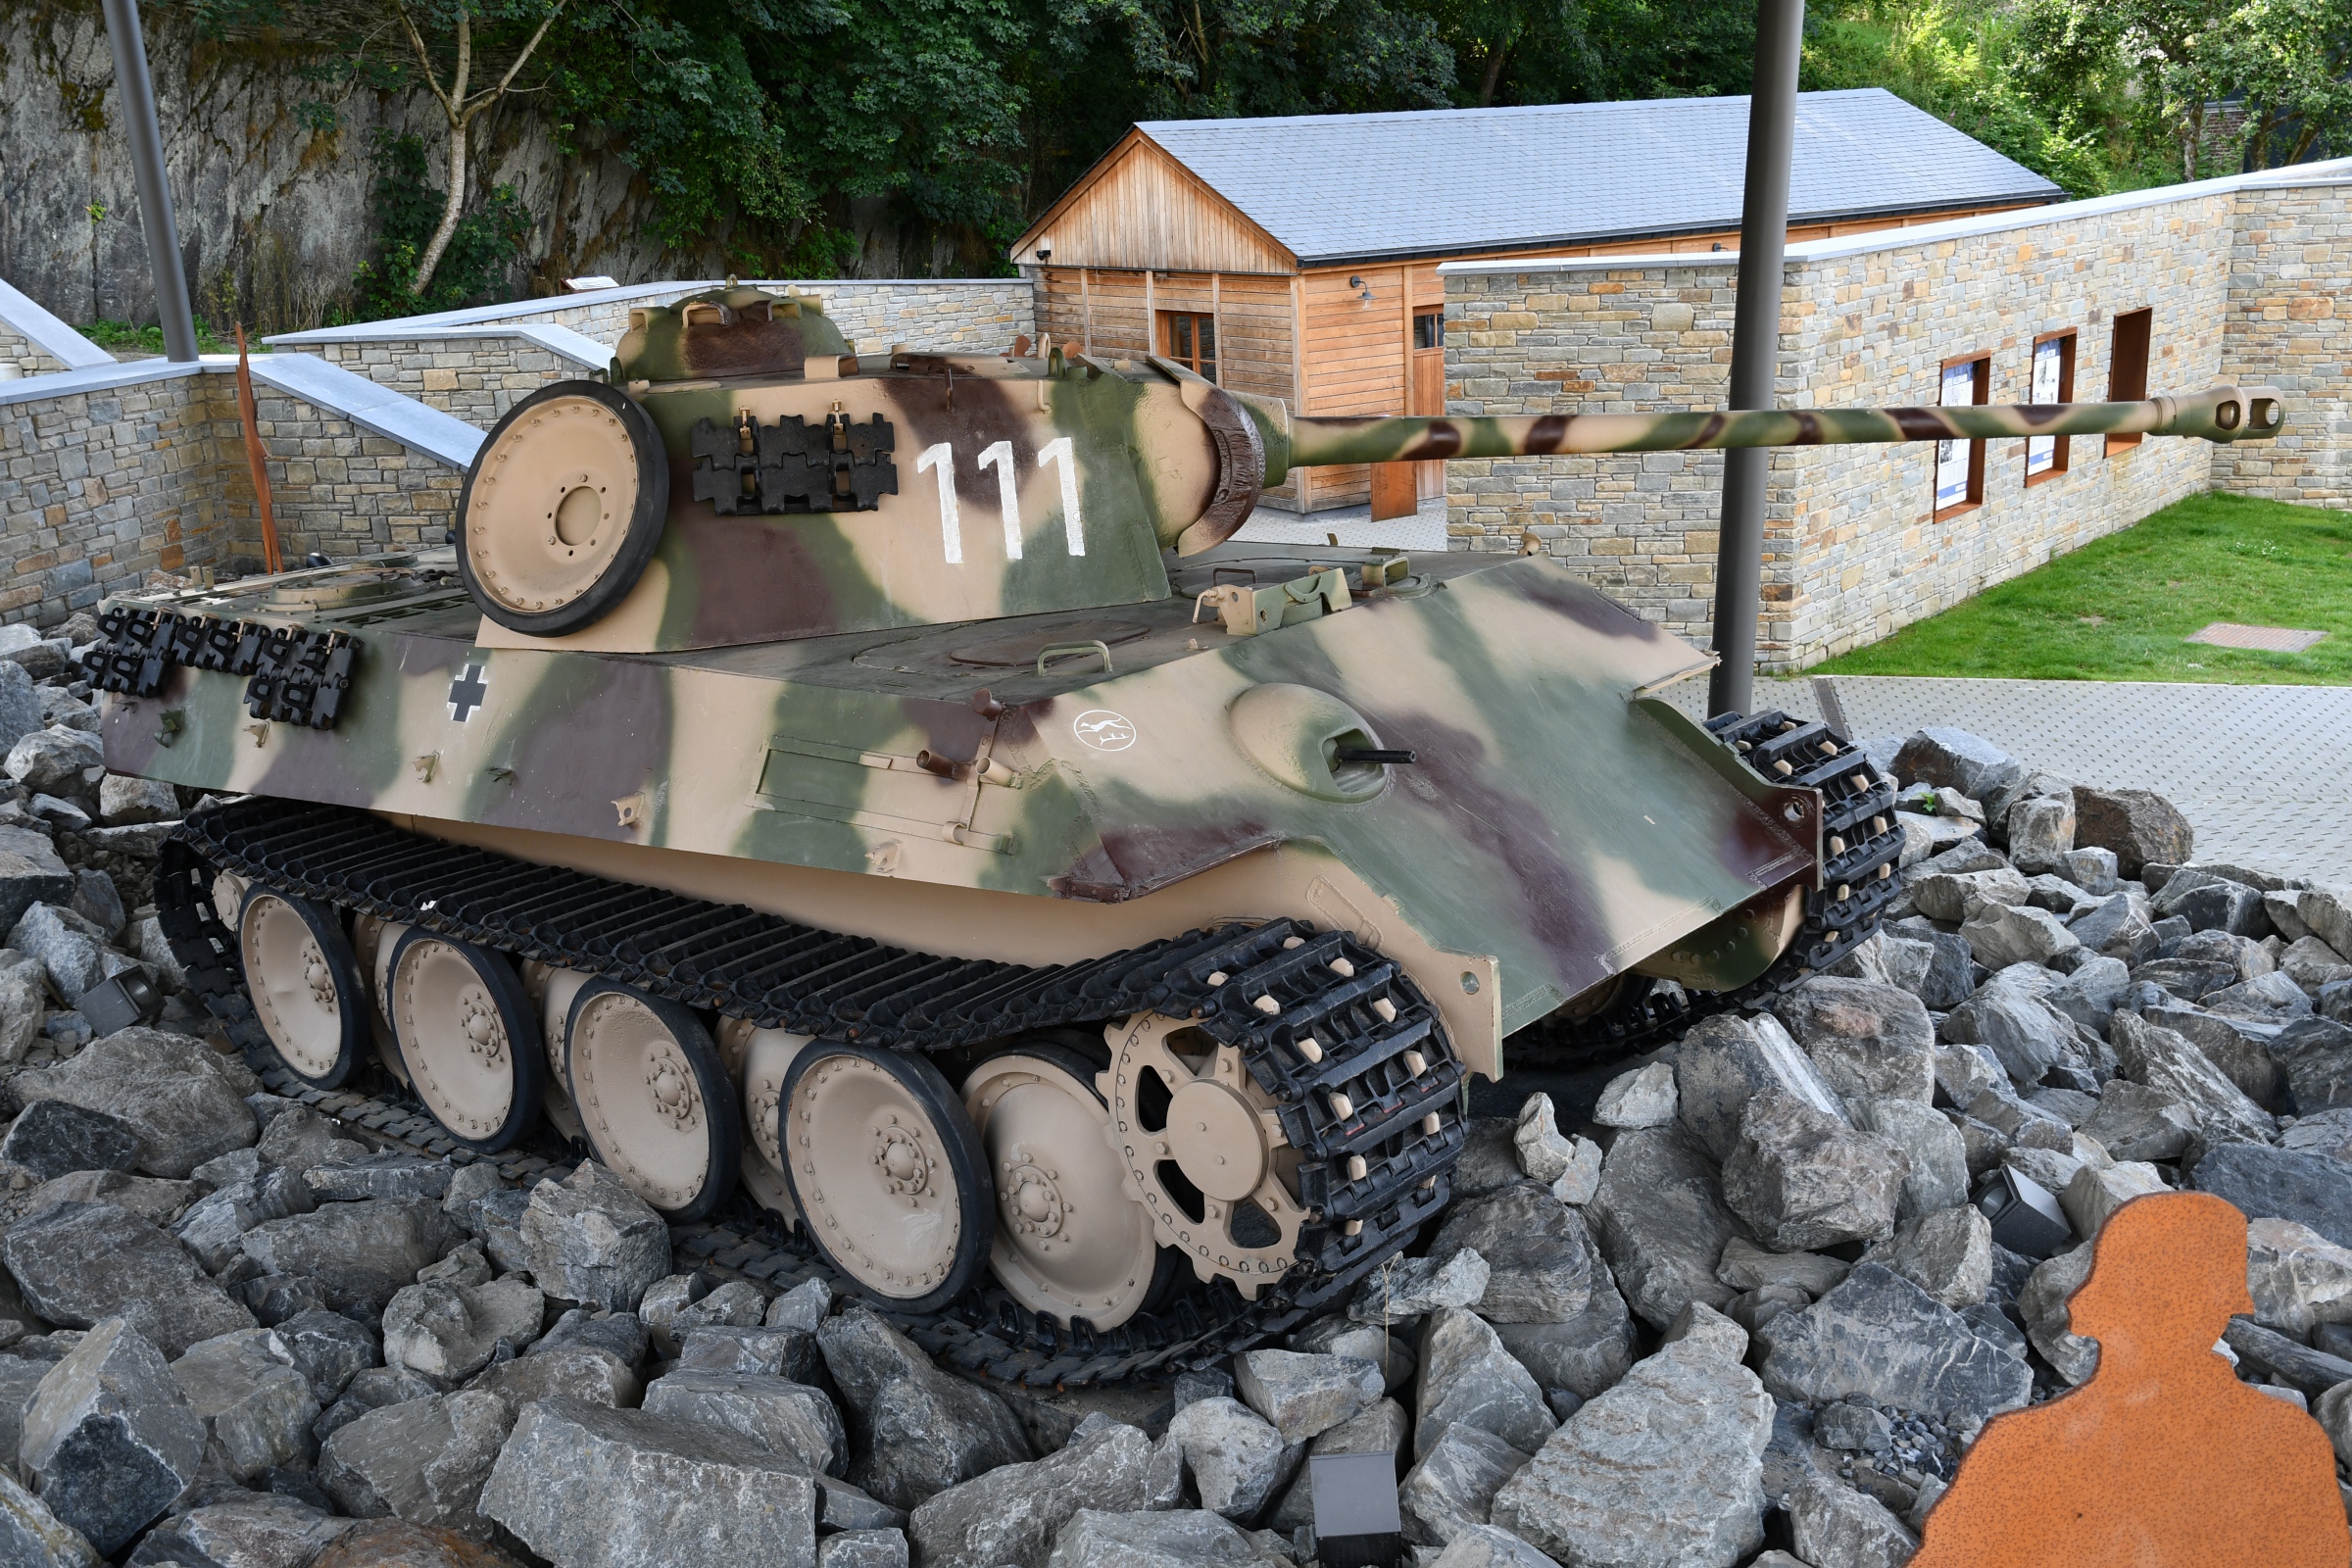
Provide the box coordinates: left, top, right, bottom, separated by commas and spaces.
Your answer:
1267, 384, 2282, 481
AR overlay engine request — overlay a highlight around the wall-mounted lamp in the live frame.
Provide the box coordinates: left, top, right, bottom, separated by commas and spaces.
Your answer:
1349, 274, 1374, 304
1036, 236, 1054, 263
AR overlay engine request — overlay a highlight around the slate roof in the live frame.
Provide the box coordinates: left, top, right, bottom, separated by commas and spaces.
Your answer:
1130, 88, 2062, 267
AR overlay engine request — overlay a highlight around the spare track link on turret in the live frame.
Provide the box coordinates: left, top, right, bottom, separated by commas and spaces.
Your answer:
154, 800, 1468, 1386
1516, 710, 1904, 1065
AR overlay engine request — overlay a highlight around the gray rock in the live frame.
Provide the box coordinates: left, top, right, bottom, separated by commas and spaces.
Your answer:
1428, 1185, 1595, 1324
1288, 1316, 1415, 1396
1787, 1474, 1917, 1568
643, 1367, 849, 1475
2019, 1241, 2099, 1385
1413, 1308, 1552, 1463
2284, 937, 2352, 996
4, 729, 102, 795
1941, 972, 2076, 1089
1756, 1263, 2032, 1430
2110, 1010, 2275, 1153
1047, 1508, 1287, 1568
2191, 1144, 2352, 1249
381, 1276, 543, 1382
2004, 794, 2076, 875
66, 872, 120, 941
172, 1168, 318, 1272
472, 1345, 641, 1410
1721, 1090, 1909, 1251
11, 1028, 258, 1177
2077, 1080, 2198, 1162
1715, 1238, 1850, 1298
0, 829, 74, 939
518, 1162, 670, 1313
1513, 1094, 1576, 1181
1425, 1523, 1557, 1568
1960, 902, 2081, 970
0, 958, 46, 1064
1772, 978, 1936, 1111
0, 1471, 97, 1567
259, 1107, 366, 1176
1673, 1013, 1847, 1162
1490, 1332, 1772, 1568
1893, 729, 2021, 802
1593, 1063, 1677, 1129
533, 1305, 648, 1369
95, 777, 177, 827
907, 1414, 1164, 1568
2057, 846, 2119, 895
818, 1307, 1031, 1509
2280, 1105, 2352, 1162
2280, 1017, 2352, 1113
823, 1529, 909, 1568
2161, 875, 2268, 938
2223, 1317, 2352, 1397
1588, 1124, 1751, 1329
316, 1390, 514, 1540
5, 1202, 253, 1355
1815, 1403, 1891, 1454
1232, 1349, 1382, 1444
1348, 1250, 1490, 1325
1856, 1098, 1969, 1219
2058, 1160, 2169, 1240
2069, 891, 2159, 966
24, 1170, 197, 1231
0, 1354, 51, 1458
20, 1318, 206, 1554
1450, 1118, 1525, 1201
765, 1277, 832, 1333
1, 1102, 141, 1183
676, 1323, 818, 1382
125, 1494, 352, 1568
1909, 868, 2030, 925
2044, 955, 2132, 1031
170, 1327, 319, 1482
307, 1152, 453, 1203
1858, 1206, 1992, 1309
2073, 788, 2193, 878
1399, 1423, 1532, 1546
0, 663, 44, 756
2245, 1218, 2352, 1339
479, 1396, 817, 1568
1165, 1396, 1298, 1520
313, 1365, 440, 1444
242, 1199, 464, 1315
1489, 1261, 1638, 1400
276, 1308, 380, 1405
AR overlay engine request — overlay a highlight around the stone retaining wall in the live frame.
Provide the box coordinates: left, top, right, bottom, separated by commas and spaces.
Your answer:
308, 338, 580, 428
0, 328, 71, 379
1443, 169, 2352, 670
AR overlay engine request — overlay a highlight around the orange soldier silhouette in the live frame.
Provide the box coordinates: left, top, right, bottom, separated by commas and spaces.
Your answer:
1913, 1191, 2348, 1567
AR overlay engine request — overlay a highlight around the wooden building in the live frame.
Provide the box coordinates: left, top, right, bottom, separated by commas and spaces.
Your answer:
1010, 88, 2061, 515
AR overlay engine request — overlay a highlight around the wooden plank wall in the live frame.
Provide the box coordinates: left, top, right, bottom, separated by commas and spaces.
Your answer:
1295, 263, 1444, 509
1021, 137, 1292, 272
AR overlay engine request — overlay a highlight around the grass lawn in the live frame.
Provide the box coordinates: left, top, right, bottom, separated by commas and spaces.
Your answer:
1811, 492, 2352, 685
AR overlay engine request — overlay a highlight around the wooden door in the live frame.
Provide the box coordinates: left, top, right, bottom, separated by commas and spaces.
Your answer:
1412, 346, 1446, 501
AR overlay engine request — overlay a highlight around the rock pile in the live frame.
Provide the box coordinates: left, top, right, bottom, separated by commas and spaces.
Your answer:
0, 637, 2344, 1568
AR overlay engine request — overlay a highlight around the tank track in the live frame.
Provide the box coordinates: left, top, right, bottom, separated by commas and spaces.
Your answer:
154, 800, 1467, 1387
1511, 709, 1904, 1066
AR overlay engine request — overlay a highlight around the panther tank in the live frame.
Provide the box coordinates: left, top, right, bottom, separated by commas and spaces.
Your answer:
83, 284, 2281, 1379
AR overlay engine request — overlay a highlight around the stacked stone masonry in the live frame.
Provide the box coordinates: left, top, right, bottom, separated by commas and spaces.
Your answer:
0, 329, 71, 380
1442, 169, 2352, 670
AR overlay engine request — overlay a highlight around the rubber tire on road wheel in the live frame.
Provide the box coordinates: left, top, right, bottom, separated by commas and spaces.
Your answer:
564, 980, 740, 1223
385, 928, 546, 1152
781, 1043, 992, 1315
237, 887, 368, 1089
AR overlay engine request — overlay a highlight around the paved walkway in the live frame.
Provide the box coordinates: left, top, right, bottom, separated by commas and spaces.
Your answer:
1664, 674, 2352, 887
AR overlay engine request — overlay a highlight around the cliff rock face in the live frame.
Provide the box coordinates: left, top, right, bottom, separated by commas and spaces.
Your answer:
0, 4, 677, 327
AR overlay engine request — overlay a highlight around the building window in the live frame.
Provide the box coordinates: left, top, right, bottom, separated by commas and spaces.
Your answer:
2026, 330, 2077, 483
1935, 353, 1990, 517
2106, 307, 2152, 455
1413, 311, 1445, 350
1160, 312, 1216, 379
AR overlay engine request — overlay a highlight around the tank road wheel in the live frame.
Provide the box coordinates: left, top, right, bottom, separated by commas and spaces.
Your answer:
565, 982, 740, 1223
385, 929, 545, 1152
519, 963, 594, 1143
780, 1044, 992, 1314
236, 888, 367, 1089
962, 1042, 1168, 1329
715, 1018, 810, 1224
457, 380, 669, 638
1101, 1012, 1310, 1298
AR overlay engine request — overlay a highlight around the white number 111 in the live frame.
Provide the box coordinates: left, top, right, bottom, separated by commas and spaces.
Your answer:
916, 438, 1085, 565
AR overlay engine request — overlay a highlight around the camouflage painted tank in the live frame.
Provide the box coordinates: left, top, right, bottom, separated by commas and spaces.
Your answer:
83, 285, 2282, 1380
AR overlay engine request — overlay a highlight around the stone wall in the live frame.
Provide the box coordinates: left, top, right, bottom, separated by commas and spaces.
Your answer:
0, 370, 243, 623
0, 328, 72, 379
243, 388, 466, 559
283, 278, 1037, 421
1442, 167, 2352, 669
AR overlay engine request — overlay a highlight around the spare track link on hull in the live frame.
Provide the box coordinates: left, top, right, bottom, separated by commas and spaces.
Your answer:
154, 800, 1468, 1386
1515, 709, 1904, 1066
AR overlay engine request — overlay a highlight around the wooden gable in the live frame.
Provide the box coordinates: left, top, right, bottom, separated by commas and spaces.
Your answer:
1010, 130, 1295, 275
